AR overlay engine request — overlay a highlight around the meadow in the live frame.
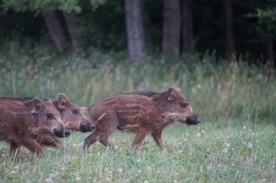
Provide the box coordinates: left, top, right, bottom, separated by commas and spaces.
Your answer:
0, 44, 275, 182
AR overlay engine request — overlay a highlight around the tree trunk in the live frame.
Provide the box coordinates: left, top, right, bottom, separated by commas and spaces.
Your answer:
224, 0, 236, 62
264, 40, 274, 69
41, 9, 70, 52
124, 0, 145, 62
62, 11, 86, 48
182, 0, 194, 54
163, 0, 181, 60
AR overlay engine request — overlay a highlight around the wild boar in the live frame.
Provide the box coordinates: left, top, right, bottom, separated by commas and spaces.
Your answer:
4, 93, 94, 151
83, 87, 201, 151
53, 93, 94, 133
0, 97, 70, 157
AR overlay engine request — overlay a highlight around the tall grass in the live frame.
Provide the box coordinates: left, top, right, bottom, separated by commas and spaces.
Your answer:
0, 43, 275, 122
0, 43, 275, 182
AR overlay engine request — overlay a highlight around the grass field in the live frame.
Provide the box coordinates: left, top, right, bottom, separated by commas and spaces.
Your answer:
0, 46, 275, 182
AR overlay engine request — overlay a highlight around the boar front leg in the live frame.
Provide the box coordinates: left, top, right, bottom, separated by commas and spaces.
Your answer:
83, 131, 98, 149
131, 129, 148, 152
151, 130, 165, 150
9, 140, 21, 157
22, 139, 44, 157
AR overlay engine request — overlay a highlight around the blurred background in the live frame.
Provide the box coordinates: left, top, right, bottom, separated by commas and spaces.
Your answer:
0, 0, 275, 64
0, 0, 275, 123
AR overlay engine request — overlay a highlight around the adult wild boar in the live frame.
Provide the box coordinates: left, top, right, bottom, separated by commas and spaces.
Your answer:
0, 97, 70, 157
83, 87, 201, 151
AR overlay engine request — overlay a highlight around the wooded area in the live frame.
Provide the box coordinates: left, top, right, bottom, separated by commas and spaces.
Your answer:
0, 0, 275, 66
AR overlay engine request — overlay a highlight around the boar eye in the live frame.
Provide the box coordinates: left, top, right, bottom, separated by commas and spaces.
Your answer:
46, 113, 55, 120
180, 102, 188, 108
72, 109, 80, 115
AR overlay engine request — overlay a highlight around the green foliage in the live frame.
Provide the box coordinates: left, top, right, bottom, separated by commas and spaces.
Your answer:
77, 0, 126, 50
2, 0, 81, 12
1, 0, 107, 13
90, 0, 107, 9
247, 7, 276, 39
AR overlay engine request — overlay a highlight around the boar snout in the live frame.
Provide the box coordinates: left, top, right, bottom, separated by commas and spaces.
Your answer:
80, 122, 95, 132
54, 128, 71, 138
64, 129, 71, 137
186, 116, 201, 125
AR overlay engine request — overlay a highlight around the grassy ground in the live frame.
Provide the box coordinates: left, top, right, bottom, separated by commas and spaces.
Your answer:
0, 120, 275, 182
0, 46, 275, 182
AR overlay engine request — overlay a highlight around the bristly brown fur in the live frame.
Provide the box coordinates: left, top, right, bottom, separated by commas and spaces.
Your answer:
0, 97, 66, 157
0, 94, 94, 153
83, 87, 200, 151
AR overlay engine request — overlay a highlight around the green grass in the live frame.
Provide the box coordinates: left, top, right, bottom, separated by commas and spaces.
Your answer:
0, 121, 275, 182
0, 45, 275, 182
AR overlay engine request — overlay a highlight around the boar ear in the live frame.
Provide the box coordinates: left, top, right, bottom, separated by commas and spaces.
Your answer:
167, 88, 178, 101
32, 98, 45, 113
57, 93, 68, 108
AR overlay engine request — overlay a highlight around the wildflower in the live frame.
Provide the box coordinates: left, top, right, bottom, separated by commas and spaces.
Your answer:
147, 167, 151, 171
76, 177, 81, 182
118, 169, 123, 173
60, 167, 65, 173
243, 126, 246, 130
196, 132, 201, 137
137, 170, 142, 174
14, 166, 19, 170
207, 163, 212, 170
45, 178, 53, 183
223, 148, 228, 153
201, 130, 204, 134
10, 171, 16, 175
248, 143, 252, 149
224, 143, 230, 148
144, 180, 149, 183
137, 159, 141, 162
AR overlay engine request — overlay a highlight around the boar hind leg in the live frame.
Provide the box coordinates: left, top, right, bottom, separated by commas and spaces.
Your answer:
9, 140, 20, 157
151, 130, 165, 150
131, 129, 148, 152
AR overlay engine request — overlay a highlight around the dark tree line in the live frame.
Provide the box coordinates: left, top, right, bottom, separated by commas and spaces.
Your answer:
0, 0, 275, 66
